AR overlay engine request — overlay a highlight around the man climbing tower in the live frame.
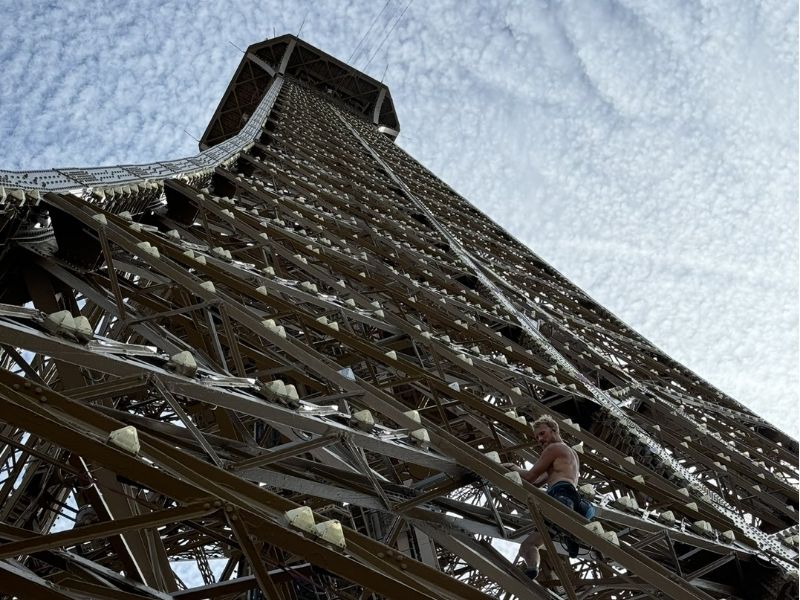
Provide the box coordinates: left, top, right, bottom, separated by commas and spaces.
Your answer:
505, 414, 593, 579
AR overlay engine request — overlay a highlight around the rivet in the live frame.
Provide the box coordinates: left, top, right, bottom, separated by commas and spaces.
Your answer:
39, 396, 47, 403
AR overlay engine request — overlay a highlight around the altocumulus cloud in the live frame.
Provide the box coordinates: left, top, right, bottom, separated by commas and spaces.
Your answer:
0, 0, 797, 436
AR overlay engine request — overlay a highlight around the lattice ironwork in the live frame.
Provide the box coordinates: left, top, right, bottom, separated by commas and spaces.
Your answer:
0, 34, 796, 600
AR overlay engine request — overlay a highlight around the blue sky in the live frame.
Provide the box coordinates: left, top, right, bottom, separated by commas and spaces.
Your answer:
0, 0, 797, 436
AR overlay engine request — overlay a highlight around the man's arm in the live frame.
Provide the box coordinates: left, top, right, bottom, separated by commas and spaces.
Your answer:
506, 445, 558, 486
528, 471, 548, 486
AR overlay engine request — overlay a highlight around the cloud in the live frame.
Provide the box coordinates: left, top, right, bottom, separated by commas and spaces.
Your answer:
0, 0, 796, 439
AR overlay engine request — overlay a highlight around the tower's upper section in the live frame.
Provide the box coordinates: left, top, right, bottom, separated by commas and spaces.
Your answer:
200, 34, 399, 149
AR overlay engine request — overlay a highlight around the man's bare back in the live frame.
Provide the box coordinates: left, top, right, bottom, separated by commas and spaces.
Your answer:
541, 441, 580, 487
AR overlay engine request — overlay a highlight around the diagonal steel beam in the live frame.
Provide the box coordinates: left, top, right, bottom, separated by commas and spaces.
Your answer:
226, 509, 284, 599
0, 501, 214, 560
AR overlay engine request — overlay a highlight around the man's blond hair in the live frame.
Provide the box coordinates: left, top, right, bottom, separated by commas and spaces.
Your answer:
531, 414, 560, 434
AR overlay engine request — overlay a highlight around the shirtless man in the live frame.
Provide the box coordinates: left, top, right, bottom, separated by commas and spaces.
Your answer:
505, 414, 582, 580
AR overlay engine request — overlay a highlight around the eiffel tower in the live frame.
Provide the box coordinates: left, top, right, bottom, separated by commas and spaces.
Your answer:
0, 35, 796, 600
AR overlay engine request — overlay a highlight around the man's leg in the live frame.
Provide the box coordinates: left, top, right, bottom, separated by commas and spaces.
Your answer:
519, 531, 543, 578
552, 489, 580, 557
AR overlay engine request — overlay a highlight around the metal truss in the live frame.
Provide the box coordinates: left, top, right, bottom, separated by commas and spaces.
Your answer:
0, 58, 281, 195
0, 35, 796, 600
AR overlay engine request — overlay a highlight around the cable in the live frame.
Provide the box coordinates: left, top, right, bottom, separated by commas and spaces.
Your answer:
363, 0, 414, 72
348, 0, 392, 64
296, 9, 309, 38
356, 0, 399, 67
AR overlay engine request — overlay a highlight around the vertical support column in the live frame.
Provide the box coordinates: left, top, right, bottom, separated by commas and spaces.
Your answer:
373, 88, 387, 125
278, 38, 296, 75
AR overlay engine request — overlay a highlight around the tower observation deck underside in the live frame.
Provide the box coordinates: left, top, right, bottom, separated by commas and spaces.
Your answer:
201, 35, 400, 150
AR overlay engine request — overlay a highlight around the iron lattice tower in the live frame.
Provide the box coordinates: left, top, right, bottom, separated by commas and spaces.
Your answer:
0, 36, 796, 600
